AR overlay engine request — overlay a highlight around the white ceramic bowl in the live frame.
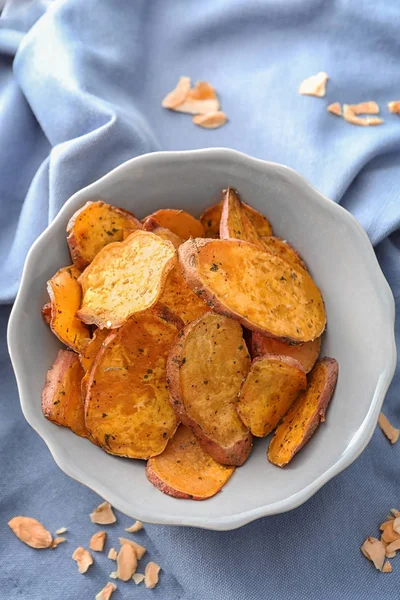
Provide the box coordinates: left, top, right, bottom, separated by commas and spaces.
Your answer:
8, 149, 396, 530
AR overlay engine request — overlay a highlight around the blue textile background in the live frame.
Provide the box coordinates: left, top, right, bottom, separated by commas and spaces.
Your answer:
1, 1, 399, 598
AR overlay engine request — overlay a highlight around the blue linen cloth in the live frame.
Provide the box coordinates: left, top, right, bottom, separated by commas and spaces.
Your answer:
1, 0, 400, 598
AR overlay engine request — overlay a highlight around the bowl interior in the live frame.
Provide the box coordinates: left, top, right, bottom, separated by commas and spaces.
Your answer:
9, 149, 395, 529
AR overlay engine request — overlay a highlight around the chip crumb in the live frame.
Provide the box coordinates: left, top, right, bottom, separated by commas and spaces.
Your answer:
392, 517, 400, 534
50, 536, 66, 549
116, 543, 137, 581
382, 561, 392, 573
145, 561, 161, 589
298, 72, 328, 97
327, 102, 342, 116
72, 547, 94, 574
193, 111, 228, 129
108, 547, 118, 560
95, 582, 116, 600
391, 509, 400, 518
90, 502, 117, 525
348, 101, 380, 115
361, 537, 386, 571
55, 527, 67, 535
388, 101, 400, 114
8, 516, 53, 549
378, 412, 400, 444
109, 571, 118, 579
132, 573, 145, 585
90, 531, 107, 552
162, 76, 191, 109
343, 104, 383, 126
118, 537, 147, 559
125, 520, 143, 533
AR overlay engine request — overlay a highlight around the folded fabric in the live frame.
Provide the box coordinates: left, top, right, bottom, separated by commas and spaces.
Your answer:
1, 0, 399, 598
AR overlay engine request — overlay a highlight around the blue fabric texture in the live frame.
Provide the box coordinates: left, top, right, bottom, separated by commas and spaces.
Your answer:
1, 0, 399, 598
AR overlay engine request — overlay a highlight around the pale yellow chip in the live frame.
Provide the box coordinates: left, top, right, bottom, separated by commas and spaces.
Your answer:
78, 231, 177, 329
343, 104, 383, 126
193, 111, 228, 129
299, 72, 328, 97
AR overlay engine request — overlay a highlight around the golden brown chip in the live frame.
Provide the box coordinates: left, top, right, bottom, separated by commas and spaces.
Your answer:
192, 111, 227, 129
85, 305, 182, 459
388, 101, 400, 114
200, 198, 272, 239
327, 102, 342, 116
158, 264, 209, 325
146, 425, 235, 500
238, 355, 307, 437
161, 76, 191, 109
72, 547, 94, 573
167, 312, 252, 466
79, 329, 111, 372
179, 238, 326, 343
251, 333, 321, 373
261, 236, 307, 270
343, 104, 383, 126
142, 217, 183, 249
299, 72, 328, 97
378, 412, 399, 444
8, 516, 52, 549
41, 349, 88, 439
141, 209, 205, 240
268, 358, 338, 466
90, 531, 106, 552
220, 188, 264, 247
78, 231, 177, 329
90, 502, 117, 525
47, 265, 91, 352
67, 201, 141, 270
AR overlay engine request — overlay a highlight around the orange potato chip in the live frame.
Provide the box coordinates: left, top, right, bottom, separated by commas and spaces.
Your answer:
192, 111, 227, 129
141, 209, 204, 240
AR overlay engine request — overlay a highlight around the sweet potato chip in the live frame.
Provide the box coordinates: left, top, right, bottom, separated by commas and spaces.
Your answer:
116, 543, 137, 581
161, 76, 191, 109
343, 104, 383, 126
47, 265, 91, 352
142, 217, 183, 249
179, 238, 326, 343
238, 355, 307, 437
382, 561, 392, 573
388, 101, 400, 114
144, 561, 161, 589
327, 102, 342, 116
167, 312, 252, 465
200, 198, 272, 239
378, 412, 399, 444
67, 201, 141, 270
118, 538, 146, 560
85, 305, 182, 458
78, 231, 177, 329
251, 333, 321, 373
95, 582, 116, 600
141, 209, 204, 240
261, 236, 307, 271
361, 537, 386, 571
90, 531, 106, 552
220, 188, 264, 247
171, 80, 220, 115
146, 425, 235, 500
268, 357, 338, 466
42, 302, 51, 325
72, 547, 94, 573
349, 101, 380, 115
90, 501, 116, 525
8, 516, 52, 549
41, 349, 88, 439
192, 111, 227, 129
298, 72, 328, 97
159, 265, 209, 325
79, 329, 111, 372
125, 521, 143, 533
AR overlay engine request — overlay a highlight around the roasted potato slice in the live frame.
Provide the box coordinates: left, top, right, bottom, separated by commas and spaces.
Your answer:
142, 209, 205, 240
67, 200, 141, 270
261, 236, 307, 271
41, 349, 88, 438
201, 195, 272, 239
237, 354, 307, 437
268, 357, 339, 466
220, 188, 263, 247
47, 265, 91, 352
78, 231, 177, 329
41, 302, 51, 325
142, 217, 183, 249
146, 425, 235, 500
179, 238, 326, 343
167, 312, 252, 466
251, 333, 321, 374
85, 305, 183, 459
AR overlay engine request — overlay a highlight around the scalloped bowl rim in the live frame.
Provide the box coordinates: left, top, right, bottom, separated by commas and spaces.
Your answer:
7, 148, 397, 530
